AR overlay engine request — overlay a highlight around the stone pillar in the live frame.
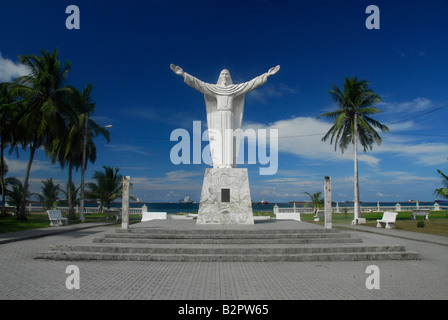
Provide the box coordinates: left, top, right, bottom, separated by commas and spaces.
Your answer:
324, 176, 332, 229
121, 176, 130, 229
273, 204, 279, 215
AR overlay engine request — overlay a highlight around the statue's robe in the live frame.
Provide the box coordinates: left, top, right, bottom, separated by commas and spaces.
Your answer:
183, 73, 268, 168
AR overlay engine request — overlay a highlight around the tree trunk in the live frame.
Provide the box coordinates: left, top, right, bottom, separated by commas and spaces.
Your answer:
67, 162, 76, 220
1, 134, 6, 216
18, 140, 37, 220
79, 113, 88, 223
353, 117, 362, 224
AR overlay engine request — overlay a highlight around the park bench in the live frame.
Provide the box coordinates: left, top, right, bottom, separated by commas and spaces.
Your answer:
314, 210, 325, 221
276, 212, 301, 221
412, 209, 430, 220
376, 211, 397, 229
47, 210, 68, 227
141, 211, 167, 221
103, 208, 121, 221
5, 206, 15, 214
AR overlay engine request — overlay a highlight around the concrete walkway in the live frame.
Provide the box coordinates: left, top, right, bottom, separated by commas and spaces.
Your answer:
0, 219, 447, 301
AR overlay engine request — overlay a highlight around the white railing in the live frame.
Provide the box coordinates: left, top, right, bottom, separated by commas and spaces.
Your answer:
273, 204, 314, 214
19, 204, 145, 214
10, 203, 448, 215
274, 203, 448, 214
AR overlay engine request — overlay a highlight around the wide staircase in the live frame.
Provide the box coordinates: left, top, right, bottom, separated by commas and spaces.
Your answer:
35, 226, 420, 262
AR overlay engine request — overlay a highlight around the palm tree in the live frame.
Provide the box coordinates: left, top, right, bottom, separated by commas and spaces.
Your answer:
6, 180, 33, 215
434, 169, 448, 200
86, 166, 123, 212
47, 84, 110, 220
318, 77, 389, 224
303, 191, 324, 215
0, 84, 18, 215
37, 178, 61, 210
7, 49, 72, 220
0, 160, 21, 216
59, 181, 80, 207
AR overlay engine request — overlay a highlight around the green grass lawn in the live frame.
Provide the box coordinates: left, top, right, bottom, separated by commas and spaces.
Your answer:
0, 212, 142, 234
306, 211, 448, 237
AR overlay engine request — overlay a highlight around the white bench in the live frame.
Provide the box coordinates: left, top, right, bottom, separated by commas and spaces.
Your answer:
376, 211, 397, 229
104, 209, 121, 221
314, 210, 325, 221
412, 209, 430, 220
276, 212, 301, 221
47, 210, 68, 227
141, 212, 167, 221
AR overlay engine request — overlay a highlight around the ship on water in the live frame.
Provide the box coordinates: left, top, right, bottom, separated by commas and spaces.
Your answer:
179, 195, 194, 204
252, 199, 269, 205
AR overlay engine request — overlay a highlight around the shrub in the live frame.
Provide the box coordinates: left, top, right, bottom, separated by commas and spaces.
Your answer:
417, 216, 425, 228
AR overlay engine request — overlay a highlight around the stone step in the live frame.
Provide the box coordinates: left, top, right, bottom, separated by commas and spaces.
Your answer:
113, 228, 340, 235
45, 243, 408, 255
35, 250, 420, 262
93, 237, 363, 245
34, 226, 420, 262
93, 228, 362, 244
100, 232, 355, 240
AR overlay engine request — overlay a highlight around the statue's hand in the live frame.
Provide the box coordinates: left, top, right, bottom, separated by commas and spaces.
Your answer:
170, 64, 184, 76
267, 65, 280, 76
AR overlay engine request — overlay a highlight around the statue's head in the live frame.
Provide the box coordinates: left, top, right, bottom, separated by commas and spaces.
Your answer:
217, 69, 233, 86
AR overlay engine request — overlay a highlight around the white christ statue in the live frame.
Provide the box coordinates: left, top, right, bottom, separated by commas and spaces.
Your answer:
170, 64, 280, 168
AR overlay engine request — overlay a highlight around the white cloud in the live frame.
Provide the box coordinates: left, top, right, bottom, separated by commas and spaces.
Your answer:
0, 52, 28, 82
374, 142, 448, 166
104, 144, 150, 155
387, 120, 417, 132
379, 97, 433, 114
165, 170, 202, 181
5, 158, 60, 176
129, 170, 203, 201
243, 116, 381, 166
243, 115, 448, 168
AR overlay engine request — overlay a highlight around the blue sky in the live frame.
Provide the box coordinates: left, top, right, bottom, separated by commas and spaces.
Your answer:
1, 0, 447, 203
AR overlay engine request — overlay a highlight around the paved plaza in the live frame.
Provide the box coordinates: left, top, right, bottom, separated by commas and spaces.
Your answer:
0, 219, 447, 301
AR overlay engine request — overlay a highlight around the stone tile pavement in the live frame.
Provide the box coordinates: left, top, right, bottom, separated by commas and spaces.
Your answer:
0, 220, 447, 301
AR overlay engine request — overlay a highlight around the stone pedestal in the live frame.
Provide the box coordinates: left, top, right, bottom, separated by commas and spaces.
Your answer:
197, 168, 254, 224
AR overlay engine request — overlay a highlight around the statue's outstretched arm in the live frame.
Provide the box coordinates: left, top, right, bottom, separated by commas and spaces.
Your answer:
170, 63, 214, 95
170, 64, 185, 77
240, 65, 280, 94
266, 65, 280, 77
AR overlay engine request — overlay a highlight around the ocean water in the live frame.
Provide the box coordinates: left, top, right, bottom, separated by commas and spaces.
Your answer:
103, 201, 439, 214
